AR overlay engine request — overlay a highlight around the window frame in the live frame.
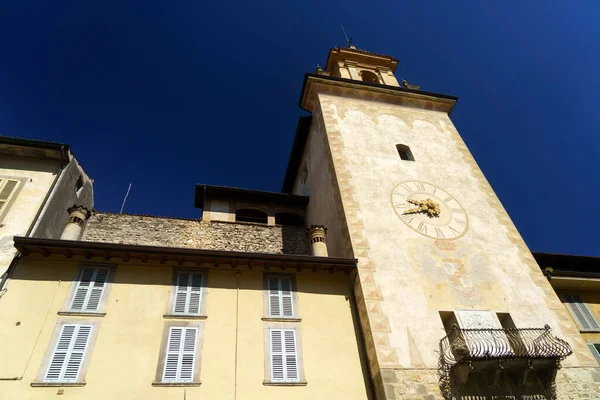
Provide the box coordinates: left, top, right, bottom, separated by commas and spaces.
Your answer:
0, 175, 27, 225
563, 294, 600, 332
262, 273, 300, 321
153, 321, 205, 386
59, 264, 116, 316
32, 318, 102, 387
587, 342, 600, 366
263, 322, 306, 385
165, 269, 209, 319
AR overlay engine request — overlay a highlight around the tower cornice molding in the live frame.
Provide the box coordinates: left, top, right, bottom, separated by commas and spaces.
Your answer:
299, 73, 457, 114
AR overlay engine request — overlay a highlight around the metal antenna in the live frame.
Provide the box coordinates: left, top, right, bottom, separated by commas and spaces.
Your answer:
120, 183, 132, 214
340, 25, 352, 47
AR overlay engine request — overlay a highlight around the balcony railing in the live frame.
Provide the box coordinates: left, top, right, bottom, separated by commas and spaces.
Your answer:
438, 325, 572, 399
440, 324, 572, 366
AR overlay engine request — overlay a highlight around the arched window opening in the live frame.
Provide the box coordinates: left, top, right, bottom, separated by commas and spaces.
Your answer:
275, 213, 305, 227
235, 209, 268, 224
361, 71, 379, 83
396, 144, 414, 161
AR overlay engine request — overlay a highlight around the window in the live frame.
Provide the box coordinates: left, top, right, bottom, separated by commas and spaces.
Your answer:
264, 275, 298, 319
154, 322, 205, 385
263, 323, 305, 385
360, 70, 379, 83
166, 270, 208, 318
396, 144, 414, 161
274, 213, 305, 227
0, 176, 25, 224
33, 318, 101, 386
300, 164, 308, 184
61, 266, 114, 315
563, 294, 600, 331
45, 324, 91, 382
587, 343, 600, 366
235, 209, 268, 224
75, 175, 84, 194
270, 329, 298, 382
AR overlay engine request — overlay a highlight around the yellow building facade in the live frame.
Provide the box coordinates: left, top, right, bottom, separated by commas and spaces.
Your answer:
536, 252, 600, 369
0, 238, 371, 399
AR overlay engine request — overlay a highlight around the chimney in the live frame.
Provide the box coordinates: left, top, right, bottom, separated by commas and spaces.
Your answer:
60, 206, 91, 241
308, 225, 328, 257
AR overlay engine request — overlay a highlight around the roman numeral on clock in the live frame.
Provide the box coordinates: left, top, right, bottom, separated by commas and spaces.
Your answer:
414, 182, 425, 191
401, 184, 412, 192
417, 222, 427, 234
453, 218, 466, 226
402, 215, 414, 224
435, 227, 445, 238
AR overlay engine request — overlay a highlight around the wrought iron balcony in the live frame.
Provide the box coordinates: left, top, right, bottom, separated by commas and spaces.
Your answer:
439, 325, 572, 399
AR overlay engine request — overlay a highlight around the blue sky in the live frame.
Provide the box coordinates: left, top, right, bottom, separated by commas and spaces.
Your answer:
1, 1, 599, 256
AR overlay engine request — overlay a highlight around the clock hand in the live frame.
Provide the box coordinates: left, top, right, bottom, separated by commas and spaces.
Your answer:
403, 198, 441, 217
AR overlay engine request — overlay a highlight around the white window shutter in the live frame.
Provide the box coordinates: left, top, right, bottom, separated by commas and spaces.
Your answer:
270, 328, 299, 382
270, 329, 285, 381
70, 267, 110, 312
283, 330, 299, 381
173, 272, 203, 315
162, 327, 198, 382
268, 277, 294, 318
44, 324, 92, 382
565, 295, 600, 330
268, 277, 281, 317
280, 278, 294, 317
0, 179, 19, 213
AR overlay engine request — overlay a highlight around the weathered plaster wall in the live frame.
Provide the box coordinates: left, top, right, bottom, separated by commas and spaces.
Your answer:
299, 107, 354, 260
32, 156, 94, 240
0, 255, 370, 400
0, 156, 60, 278
315, 93, 599, 398
82, 212, 311, 255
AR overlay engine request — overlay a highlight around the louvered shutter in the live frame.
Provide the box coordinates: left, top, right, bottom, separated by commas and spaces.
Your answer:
565, 295, 600, 330
268, 277, 294, 318
162, 327, 198, 382
270, 328, 299, 382
70, 267, 110, 312
283, 330, 299, 381
44, 324, 92, 382
270, 329, 284, 381
280, 278, 293, 317
268, 277, 281, 317
0, 179, 19, 214
173, 272, 203, 315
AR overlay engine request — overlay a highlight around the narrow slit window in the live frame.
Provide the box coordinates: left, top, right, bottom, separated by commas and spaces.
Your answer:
396, 144, 414, 161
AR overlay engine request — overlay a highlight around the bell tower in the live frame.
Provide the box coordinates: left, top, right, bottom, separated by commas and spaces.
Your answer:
283, 46, 599, 399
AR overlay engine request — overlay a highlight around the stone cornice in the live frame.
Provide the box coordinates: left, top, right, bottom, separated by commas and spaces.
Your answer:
299, 74, 457, 114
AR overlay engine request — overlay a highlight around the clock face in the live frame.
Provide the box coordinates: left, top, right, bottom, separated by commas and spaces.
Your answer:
390, 180, 468, 240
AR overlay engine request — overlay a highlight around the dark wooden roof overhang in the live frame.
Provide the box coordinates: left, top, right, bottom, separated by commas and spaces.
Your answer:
194, 184, 309, 209
13, 237, 357, 274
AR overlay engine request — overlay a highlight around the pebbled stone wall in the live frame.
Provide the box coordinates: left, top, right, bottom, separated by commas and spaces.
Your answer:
81, 212, 311, 255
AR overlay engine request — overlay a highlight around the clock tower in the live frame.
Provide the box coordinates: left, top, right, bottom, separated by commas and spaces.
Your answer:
283, 46, 600, 399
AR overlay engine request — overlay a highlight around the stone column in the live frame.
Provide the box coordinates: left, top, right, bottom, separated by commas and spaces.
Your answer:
307, 225, 328, 257
60, 205, 91, 240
